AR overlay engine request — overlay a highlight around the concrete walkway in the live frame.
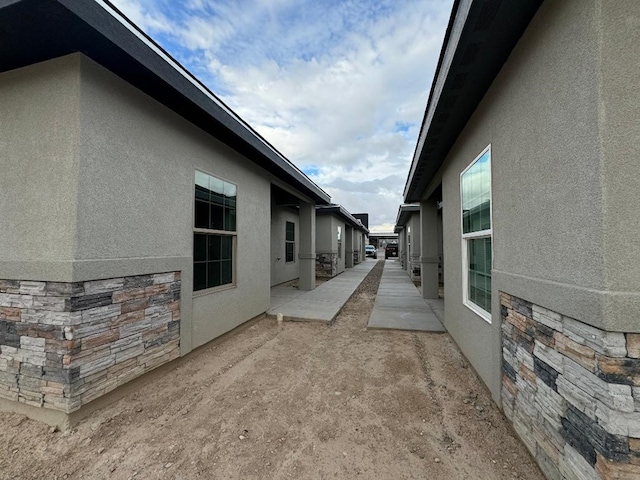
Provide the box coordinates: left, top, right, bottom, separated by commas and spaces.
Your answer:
367, 259, 445, 332
268, 259, 378, 323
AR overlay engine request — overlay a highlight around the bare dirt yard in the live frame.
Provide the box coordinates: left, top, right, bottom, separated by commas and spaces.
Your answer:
0, 261, 544, 480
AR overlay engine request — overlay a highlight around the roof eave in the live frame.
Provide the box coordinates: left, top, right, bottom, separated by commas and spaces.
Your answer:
316, 205, 369, 234
403, 0, 543, 203
0, 0, 330, 204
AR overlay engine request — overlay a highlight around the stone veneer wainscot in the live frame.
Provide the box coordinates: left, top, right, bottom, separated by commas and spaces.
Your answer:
500, 292, 640, 480
316, 253, 338, 278
0, 273, 180, 413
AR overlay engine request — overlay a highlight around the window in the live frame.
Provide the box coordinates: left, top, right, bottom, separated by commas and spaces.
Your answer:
285, 221, 295, 263
337, 226, 342, 258
461, 146, 492, 320
193, 171, 236, 292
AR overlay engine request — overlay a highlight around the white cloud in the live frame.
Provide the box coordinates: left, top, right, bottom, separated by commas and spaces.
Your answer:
110, 0, 452, 231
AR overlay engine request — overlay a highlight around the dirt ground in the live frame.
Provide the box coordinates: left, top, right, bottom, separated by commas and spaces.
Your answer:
0, 261, 544, 480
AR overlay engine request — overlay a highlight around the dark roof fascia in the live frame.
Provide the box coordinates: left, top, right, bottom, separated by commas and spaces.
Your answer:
403, 0, 543, 203
395, 204, 420, 227
316, 205, 369, 234
0, 0, 330, 204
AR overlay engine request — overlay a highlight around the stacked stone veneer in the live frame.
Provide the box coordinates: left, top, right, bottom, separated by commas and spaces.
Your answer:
0, 272, 180, 414
409, 255, 421, 282
501, 292, 640, 480
316, 253, 338, 278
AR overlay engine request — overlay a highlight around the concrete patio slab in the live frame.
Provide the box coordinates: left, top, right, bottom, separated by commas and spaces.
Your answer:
367, 260, 445, 333
368, 308, 445, 332
267, 259, 377, 323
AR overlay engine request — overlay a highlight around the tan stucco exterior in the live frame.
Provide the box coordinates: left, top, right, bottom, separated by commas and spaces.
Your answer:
270, 206, 299, 286
436, 0, 640, 400
0, 53, 315, 358
316, 214, 346, 276
0, 55, 82, 281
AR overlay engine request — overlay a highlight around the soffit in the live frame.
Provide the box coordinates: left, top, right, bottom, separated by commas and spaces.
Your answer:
403, 0, 543, 203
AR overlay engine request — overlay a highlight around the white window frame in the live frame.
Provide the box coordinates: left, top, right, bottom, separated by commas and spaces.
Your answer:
460, 145, 493, 323
193, 169, 238, 296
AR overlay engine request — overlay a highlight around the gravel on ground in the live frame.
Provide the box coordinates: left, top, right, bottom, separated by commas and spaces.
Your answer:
0, 260, 544, 480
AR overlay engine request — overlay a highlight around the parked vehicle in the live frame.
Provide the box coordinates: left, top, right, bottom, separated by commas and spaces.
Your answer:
384, 243, 398, 259
365, 245, 377, 259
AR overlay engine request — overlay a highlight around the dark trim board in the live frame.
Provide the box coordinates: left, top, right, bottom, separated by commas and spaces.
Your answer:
404, 0, 543, 203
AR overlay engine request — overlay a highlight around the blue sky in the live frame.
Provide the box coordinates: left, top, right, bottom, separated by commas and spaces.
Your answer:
111, 0, 453, 231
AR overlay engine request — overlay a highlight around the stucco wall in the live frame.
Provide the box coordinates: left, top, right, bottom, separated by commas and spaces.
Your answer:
600, 1, 640, 331
316, 215, 346, 276
74, 56, 272, 351
336, 218, 346, 275
316, 215, 333, 254
0, 56, 82, 282
407, 214, 421, 280
440, 0, 611, 401
270, 206, 299, 286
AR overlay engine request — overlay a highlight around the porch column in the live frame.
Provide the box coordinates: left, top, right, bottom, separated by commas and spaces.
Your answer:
298, 201, 316, 291
345, 226, 354, 268
398, 228, 406, 270
420, 198, 439, 299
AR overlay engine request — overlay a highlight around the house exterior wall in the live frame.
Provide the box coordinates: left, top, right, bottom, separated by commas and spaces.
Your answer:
353, 231, 364, 264
407, 214, 421, 281
436, 1, 640, 478
76, 56, 272, 351
0, 55, 81, 282
0, 273, 180, 415
270, 206, 299, 287
599, 1, 640, 332
398, 230, 406, 270
335, 218, 346, 275
437, 208, 444, 285
315, 215, 345, 277
440, 0, 605, 403
0, 54, 287, 423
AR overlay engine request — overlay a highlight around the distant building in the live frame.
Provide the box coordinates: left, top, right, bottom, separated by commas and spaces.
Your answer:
367, 233, 398, 249
352, 213, 369, 230
316, 205, 369, 277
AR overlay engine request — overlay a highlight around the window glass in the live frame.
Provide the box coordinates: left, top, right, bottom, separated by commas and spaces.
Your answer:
461, 147, 492, 316
194, 233, 207, 262
208, 235, 221, 261
286, 222, 295, 242
462, 149, 491, 234
194, 171, 237, 232
285, 221, 295, 263
468, 237, 492, 313
194, 262, 207, 291
194, 171, 236, 292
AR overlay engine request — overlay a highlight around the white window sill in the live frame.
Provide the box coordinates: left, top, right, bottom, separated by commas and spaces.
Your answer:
193, 283, 237, 297
463, 300, 492, 324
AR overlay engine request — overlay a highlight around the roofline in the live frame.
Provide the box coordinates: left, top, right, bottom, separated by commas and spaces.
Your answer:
395, 203, 420, 228
403, 0, 463, 200
0, 0, 330, 204
315, 205, 370, 234
403, 0, 543, 203
97, 0, 329, 202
